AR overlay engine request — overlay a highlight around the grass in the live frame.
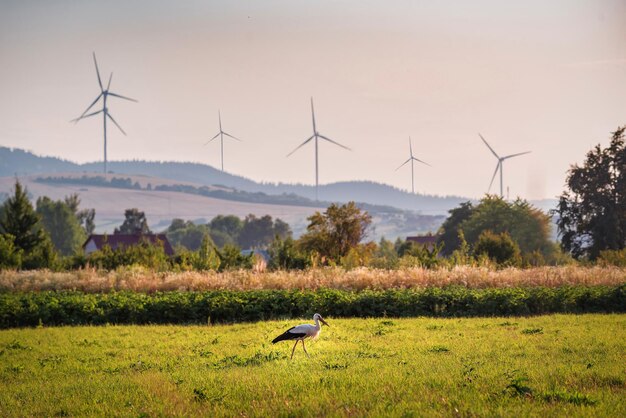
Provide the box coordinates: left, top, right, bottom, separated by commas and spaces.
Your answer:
1, 314, 624, 417
1, 265, 625, 293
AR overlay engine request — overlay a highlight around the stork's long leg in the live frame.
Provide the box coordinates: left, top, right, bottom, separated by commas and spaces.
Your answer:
291, 340, 298, 359
302, 339, 309, 357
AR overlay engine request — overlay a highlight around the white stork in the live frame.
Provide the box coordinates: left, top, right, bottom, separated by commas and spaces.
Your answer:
272, 313, 329, 359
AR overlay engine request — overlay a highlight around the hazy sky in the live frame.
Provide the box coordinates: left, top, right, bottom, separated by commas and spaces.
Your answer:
1, 0, 625, 200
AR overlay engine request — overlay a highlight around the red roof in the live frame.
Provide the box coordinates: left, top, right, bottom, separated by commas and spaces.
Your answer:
83, 234, 174, 256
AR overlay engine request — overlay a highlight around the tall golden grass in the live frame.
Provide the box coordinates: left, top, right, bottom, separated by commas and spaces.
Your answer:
0, 266, 624, 293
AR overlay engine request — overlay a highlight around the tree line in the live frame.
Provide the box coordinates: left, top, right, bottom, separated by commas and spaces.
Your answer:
0, 125, 624, 270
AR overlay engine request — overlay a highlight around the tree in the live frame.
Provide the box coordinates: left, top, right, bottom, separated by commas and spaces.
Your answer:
36, 196, 86, 256
0, 180, 46, 253
0, 234, 21, 269
238, 214, 292, 249
209, 215, 243, 241
114, 208, 151, 235
474, 230, 521, 266
437, 201, 474, 256
165, 218, 210, 251
555, 126, 626, 259
439, 196, 554, 262
299, 202, 372, 263
64, 194, 96, 235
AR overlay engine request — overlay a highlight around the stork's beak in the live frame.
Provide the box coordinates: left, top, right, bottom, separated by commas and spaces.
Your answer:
320, 317, 329, 327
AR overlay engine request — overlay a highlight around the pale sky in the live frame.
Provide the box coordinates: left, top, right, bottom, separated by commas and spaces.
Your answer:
1, 0, 625, 200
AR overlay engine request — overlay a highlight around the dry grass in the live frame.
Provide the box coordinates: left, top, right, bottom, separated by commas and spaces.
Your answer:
0, 265, 624, 293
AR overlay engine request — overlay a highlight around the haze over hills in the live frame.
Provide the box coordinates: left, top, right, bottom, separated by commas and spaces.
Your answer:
0, 146, 470, 212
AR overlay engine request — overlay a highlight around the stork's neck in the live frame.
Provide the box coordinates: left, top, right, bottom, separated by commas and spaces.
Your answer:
314, 318, 321, 329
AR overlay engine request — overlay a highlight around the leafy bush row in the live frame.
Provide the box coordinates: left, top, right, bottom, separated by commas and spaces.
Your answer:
1, 285, 624, 328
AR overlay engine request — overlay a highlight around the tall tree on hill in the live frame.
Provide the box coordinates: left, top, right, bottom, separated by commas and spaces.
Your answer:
555, 126, 626, 259
114, 208, 151, 235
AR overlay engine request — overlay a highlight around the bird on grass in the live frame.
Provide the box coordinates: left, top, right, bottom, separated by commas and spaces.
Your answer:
272, 313, 329, 359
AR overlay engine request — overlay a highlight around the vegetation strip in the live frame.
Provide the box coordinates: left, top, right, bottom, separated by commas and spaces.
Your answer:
1, 285, 624, 328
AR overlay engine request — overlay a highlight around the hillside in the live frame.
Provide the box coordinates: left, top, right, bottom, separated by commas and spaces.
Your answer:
0, 146, 473, 214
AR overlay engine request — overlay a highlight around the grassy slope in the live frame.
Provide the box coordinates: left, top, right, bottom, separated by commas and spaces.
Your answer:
1, 315, 624, 417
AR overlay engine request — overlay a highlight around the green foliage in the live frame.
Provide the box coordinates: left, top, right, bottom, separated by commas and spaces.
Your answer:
63, 194, 95, 235
0, 234, 21, 269
368, 237, 399, 269
114, 208, 151, 235
209, 215, 243, 243
396, 240, 443, 268
474, 230, 522, 266
237, 214, 291, 249
598, 248, 626, 267
85, 239, 170, 271
267, 236, 310, 270
20, 234, 57, 270
1, 285, 623, 327
36, 196, 86, 256
165, 219, 211, 251
182, 235, 221, 271
299, 202, 372, 264
555, 126, 626, 260
340, 243, 377, 270
0, 180, 47, 253
217, 244, 253, 271
437, 201, 474, 256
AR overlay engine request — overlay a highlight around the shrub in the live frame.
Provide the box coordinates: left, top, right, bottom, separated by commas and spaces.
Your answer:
474, 231, 521, 267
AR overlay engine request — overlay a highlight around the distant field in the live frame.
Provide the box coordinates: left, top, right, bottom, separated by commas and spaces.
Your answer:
2, 266, 625, 293
0, 315, 624, 417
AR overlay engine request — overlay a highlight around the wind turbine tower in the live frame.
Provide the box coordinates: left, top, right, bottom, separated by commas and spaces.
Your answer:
205, 111, 242, 171
479, 133, 531, 198
72, 52, 137, 174
395, 137, 431, 194
287, 98, 351, 201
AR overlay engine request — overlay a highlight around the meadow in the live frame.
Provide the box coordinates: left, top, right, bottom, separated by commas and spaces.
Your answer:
1, 315, 624, 417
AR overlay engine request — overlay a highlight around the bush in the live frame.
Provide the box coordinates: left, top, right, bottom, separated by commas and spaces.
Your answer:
268, 237, 310, 270
598, 248, 626, 267
474, 231, 521, 267
1, 285, 623, 328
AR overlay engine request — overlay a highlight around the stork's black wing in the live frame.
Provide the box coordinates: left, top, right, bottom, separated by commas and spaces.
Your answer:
272, 327, 306, 343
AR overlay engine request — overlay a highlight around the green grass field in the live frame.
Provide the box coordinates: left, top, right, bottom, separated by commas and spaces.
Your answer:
1, 315, 624, 417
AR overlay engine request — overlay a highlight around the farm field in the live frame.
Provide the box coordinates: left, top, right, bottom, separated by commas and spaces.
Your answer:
1, 315, 624, 417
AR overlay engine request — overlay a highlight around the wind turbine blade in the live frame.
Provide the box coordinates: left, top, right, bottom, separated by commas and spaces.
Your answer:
409, 137, 413, 157
310, 97, 316, 133
71, 109, 103, 123
479, 133, 499, 159
107, 73, 113, 90
218, 110, 222, 132
204, 132, 221, 145
72, 93, 103, 123
93, 52, 103, 92
287, 135, 314, 157
317, 134, 351, 151
412, 157, 431, 167
108, 92, 138, 102
487, 162, 499, 193
107, 112, 127, 135
223, 132, 242, 142
502, 151, 531, 160
395, 158, 412, 171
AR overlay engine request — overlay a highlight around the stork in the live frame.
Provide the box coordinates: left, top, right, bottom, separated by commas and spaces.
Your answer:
272, 313, 329, 359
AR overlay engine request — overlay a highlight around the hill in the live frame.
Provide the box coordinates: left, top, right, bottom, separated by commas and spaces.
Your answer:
0, 146, 470, 214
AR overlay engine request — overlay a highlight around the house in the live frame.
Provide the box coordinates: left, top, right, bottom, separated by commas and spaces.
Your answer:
83, 234, 175, 256
405, 234, 440, 252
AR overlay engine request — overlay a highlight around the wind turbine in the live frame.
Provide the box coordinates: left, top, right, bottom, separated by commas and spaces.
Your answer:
287, 98, 351, 201
204, 111, 241, 172
72, 52, 137, 174
479, 133, 531, 198
395, 137, 431, 194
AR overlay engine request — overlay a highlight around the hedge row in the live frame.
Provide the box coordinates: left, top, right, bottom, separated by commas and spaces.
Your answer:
1, 285, 625, 328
